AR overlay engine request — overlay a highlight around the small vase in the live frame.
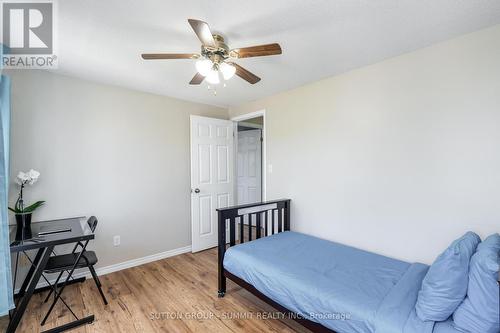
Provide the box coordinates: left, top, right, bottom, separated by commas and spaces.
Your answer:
15, 212, 32, 229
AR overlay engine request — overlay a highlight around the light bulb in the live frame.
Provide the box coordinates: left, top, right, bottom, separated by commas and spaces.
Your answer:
195, 58, 212, 76
220, 62, 236, 80
206, 69, 220, 85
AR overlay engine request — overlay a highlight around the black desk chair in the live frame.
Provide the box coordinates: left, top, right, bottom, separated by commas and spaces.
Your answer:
41, 216, 108, 325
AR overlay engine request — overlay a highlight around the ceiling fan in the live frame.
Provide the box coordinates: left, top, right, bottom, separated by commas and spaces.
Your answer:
141, 19, 282, 86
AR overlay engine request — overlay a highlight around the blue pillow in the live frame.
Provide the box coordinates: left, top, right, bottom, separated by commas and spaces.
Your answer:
452, 233, 500, 333
415, 232, 481, 321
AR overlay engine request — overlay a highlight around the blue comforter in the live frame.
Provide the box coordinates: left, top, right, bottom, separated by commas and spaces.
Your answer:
224, 231, 458, 333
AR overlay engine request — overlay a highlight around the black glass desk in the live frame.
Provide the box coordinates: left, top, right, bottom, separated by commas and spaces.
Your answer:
8, 217, 95, 333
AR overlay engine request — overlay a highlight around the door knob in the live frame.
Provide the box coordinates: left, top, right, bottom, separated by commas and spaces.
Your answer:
194, 188, 200, 193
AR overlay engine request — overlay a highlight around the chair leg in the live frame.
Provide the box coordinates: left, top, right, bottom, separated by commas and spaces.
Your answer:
43, 270, 64, 303
89, 265, 108, 305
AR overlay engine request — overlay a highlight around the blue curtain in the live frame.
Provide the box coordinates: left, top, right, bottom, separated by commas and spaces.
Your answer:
0, 74, 13, 315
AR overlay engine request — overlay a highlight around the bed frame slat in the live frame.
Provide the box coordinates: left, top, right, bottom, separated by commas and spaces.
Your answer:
264, 211, 268, 236
256, 213, 261, 238
271, 209, 275, 234
229, 217, 235, 246
239, 216, 244, 244
248, 214, 253, 241
278, 208, 283, 233
284, 205, 290, 231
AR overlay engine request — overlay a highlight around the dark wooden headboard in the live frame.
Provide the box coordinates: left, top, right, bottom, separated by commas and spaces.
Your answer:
216, 199, 291, 296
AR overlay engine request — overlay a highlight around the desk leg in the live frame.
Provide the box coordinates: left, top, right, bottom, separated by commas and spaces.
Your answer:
7, 246, 54, 333
41, 315, 95, 333
16, 248, 44, 300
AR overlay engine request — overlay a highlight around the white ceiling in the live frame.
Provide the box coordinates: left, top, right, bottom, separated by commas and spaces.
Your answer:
54, 0, 500, 107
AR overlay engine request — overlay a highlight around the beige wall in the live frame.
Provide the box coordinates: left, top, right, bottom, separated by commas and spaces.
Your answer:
7, 24, 500, 269
230, 25, 500, 264
6, 70, 227, 268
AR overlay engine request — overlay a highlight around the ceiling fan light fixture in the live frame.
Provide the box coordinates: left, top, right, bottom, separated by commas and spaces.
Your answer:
142, 19, 281, 86
206, 69, 220, 85
195, 58, 212, 76
220, 62, 236, 80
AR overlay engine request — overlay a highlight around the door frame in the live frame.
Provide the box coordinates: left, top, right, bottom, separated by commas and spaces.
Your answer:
231, 110, 267, 202
237, 121, 262, 130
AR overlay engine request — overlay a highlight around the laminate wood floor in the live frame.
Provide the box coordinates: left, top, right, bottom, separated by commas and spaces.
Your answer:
0, 247, 311, 333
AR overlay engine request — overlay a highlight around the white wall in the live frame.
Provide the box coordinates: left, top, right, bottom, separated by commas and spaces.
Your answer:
230, 25, 500, 264
6, 70, 227, 268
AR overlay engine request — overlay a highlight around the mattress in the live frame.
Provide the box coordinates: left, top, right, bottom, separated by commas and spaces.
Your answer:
224, 231, 439, 333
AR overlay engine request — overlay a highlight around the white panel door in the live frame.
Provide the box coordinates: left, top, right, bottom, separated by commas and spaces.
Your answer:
237, 129, 262, 205
190, 116, 234, 252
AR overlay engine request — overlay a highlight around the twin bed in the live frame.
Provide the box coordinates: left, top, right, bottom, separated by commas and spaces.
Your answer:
216, 199, 493, 333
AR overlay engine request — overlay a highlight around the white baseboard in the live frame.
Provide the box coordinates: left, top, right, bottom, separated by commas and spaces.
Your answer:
14, 245, 192, 293
95, 245, 192, 276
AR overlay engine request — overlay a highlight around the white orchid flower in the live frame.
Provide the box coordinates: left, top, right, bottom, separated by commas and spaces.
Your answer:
15, 169, 41, 185
16, 171, 29, 185
10, 169, 45, 214
27, 169, 40, 184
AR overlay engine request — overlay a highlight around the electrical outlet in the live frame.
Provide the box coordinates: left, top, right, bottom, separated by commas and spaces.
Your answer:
268, 164, 273, 173
113, 235, 121, 246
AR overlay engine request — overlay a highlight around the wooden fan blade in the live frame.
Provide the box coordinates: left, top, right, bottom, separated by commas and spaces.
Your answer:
189, 72, 205, 85
230, 63, 261, 84
188, 19, 216, 47
141, 53, 198, 60
231, 43, 282, 58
